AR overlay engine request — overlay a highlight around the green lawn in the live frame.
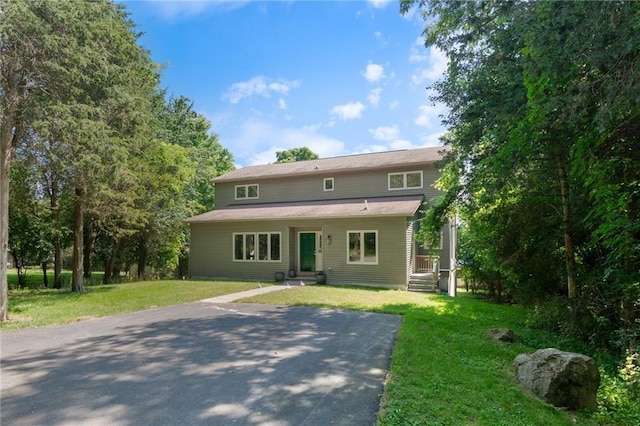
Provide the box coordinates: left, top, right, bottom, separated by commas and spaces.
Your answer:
2, 279, 265, 329
2, 278, 636, 425
241, 286, 637, 426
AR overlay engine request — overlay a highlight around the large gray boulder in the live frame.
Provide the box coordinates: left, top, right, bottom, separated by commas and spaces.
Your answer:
514, 348, 600, 410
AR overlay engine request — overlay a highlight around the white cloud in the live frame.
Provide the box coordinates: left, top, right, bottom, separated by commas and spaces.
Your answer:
415, 104, 443, 128
268, 81, 297, 94
219, 118, 347, 166
153, 0, 249, 20
367, 88, 383, 106
367, 0, 392, 9
409, 37, 428, 63
390, 139, 414, 150
411, 47, 447, 85
389, 100, 400, 110
330, 102, 365, 121
363, 63, 385, 83
222, 76, 300, 104
419, 130, 447, 147
367, 126, 420, 151
354, 138, 440, 155
370, 125, 399, 141
231, 122, 345, 166
279, 98, 287, 110
409, 49, 428, 63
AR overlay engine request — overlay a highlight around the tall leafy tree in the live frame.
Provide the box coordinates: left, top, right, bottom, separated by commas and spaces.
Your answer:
31, 0, 160, 291
275, 147, 319, 163
1, 0, 53, 318
403, 0, 640, 349
144, 95, 233, 279
159, 95, 234, 213
2, 0, 161, 302
126, 137, 192, 280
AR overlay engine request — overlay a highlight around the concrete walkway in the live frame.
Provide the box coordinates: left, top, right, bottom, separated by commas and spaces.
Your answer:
200, 283, 294, 303
1, 289, 401, 426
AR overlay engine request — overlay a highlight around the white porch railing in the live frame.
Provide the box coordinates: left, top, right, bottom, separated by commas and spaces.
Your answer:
415, 255, 439, 275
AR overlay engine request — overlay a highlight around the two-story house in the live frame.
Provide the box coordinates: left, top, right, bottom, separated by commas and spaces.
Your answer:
185, 146, 457, 293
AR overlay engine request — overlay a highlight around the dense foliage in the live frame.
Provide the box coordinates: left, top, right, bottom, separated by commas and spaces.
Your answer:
275, 147, 319, 163
0, 0, 233, 312
403, 0, 639, 378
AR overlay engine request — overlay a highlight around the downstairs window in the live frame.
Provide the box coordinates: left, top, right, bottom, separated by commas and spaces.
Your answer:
347, 230, 378, 264
234, 232, 281, 262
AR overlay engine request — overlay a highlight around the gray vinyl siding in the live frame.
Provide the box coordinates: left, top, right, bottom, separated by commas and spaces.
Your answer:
214, 164, 443, 208
189, 216, 410, 289
321, 217, 409, 289
189, 222, 290, 281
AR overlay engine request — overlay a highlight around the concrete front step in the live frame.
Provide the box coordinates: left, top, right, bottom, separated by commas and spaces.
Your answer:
407, 285, 438, 292
408, 273, 438, 292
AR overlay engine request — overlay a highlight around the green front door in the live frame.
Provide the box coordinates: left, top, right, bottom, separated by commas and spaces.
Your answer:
299, 233, 316, 272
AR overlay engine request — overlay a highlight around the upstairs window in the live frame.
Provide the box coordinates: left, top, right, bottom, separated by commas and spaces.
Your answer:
323, 177, 334, 191
388, 171, 423, 190
235, 184, 259, 200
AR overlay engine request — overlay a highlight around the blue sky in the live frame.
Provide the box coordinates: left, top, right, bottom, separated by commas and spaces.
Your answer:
122, 0, 447, 166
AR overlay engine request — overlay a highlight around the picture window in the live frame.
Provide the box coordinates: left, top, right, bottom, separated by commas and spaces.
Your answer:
347, 230, 378, 264
234, 232, 281, 262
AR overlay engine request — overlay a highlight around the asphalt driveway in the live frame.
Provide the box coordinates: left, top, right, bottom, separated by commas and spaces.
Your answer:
1, 300, 401, 425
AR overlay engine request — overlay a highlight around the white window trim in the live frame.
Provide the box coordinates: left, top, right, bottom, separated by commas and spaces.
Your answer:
233, 232, 281, 262
235, 184, 259, 200
346, 230, 379, 265
388, 171, 423, 190
323, 177, 334, 191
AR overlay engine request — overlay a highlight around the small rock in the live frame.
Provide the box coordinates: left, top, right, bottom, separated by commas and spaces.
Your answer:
488, 327, 518, 342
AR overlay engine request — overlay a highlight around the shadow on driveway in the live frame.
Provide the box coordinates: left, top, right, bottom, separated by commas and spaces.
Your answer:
1, 302, 401, 425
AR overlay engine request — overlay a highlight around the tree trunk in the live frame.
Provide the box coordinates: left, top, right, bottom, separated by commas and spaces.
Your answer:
42, 262, 48, 287
53, 240, 63, 289
12, 253, 24, 288
71, 186, 85, 293
83, 221, 94, 280
0, 128, 11, 320
137, 232, 147, 279
0, 94, 23, 319
49, 176, 63, 289
556, 152, 578, 299
177, 251, 188, 279
103, 241, 119, 285
621, 164, 638, 350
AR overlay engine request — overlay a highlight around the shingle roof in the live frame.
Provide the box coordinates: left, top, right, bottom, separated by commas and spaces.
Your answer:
184, 195, 424, 223
214, 146, 446, 183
